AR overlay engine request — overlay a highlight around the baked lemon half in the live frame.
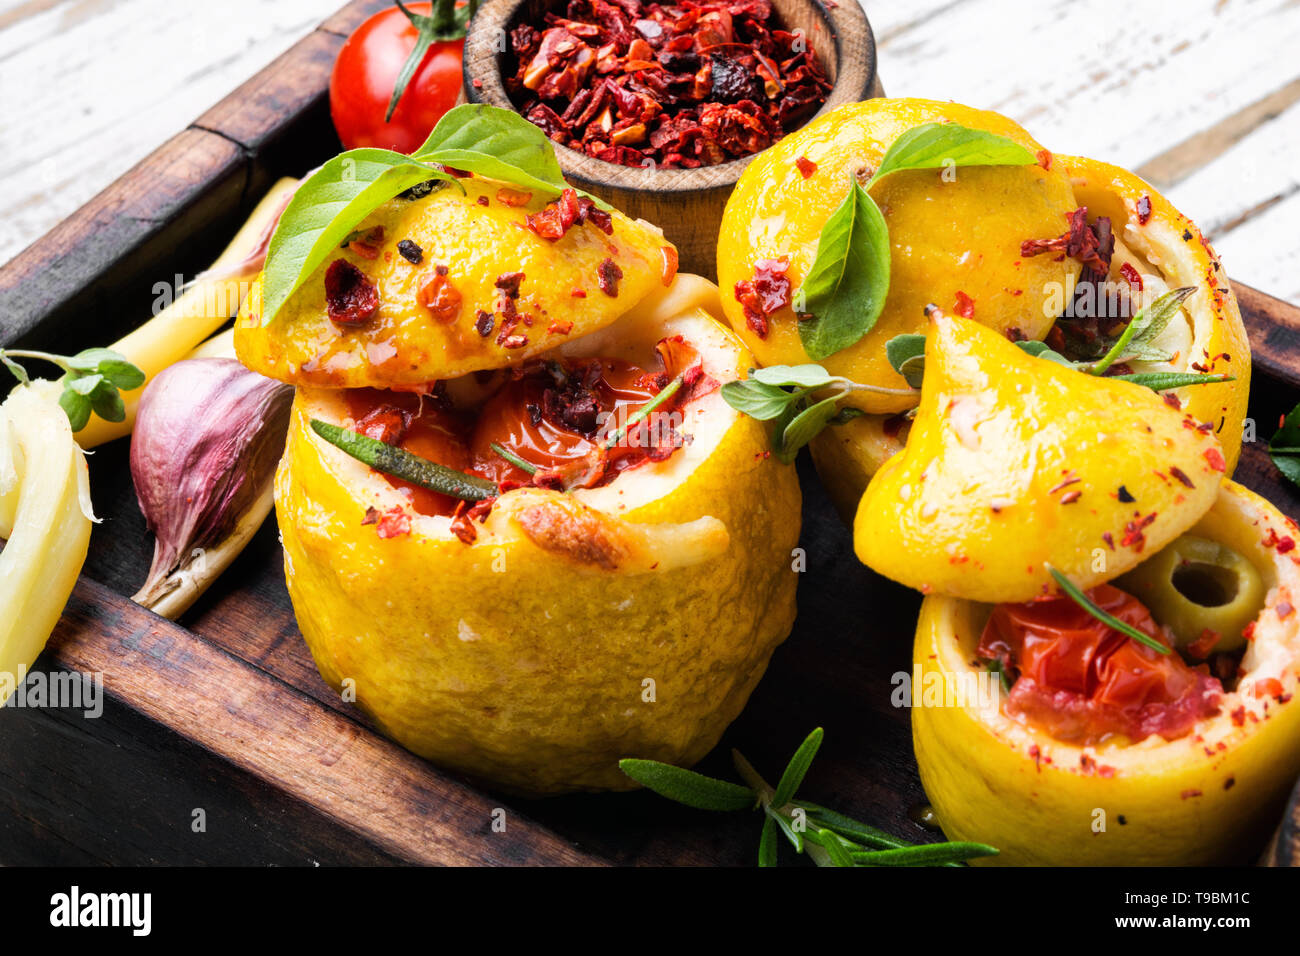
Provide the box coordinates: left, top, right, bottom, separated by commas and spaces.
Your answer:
811, 154, 1250, 521
913, 480, 1300, 866
274, 277, 800, 793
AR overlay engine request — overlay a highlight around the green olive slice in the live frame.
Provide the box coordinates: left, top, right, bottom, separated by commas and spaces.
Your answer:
1117, 534, 1265, 655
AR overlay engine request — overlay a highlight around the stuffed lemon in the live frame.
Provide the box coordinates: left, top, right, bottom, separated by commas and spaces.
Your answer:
914, 481, 1300, 865
268, 264, 799, 793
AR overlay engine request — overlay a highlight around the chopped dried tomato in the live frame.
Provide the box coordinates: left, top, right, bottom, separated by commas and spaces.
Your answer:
524, 187, 613, 240
324, 259, 379, 326
418, 269, 463, 324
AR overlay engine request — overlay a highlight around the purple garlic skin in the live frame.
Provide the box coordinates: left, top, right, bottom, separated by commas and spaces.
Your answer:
130, 358, 292, 606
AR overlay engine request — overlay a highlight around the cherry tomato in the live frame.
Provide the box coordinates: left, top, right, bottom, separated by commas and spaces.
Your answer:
329, 2, 465, 153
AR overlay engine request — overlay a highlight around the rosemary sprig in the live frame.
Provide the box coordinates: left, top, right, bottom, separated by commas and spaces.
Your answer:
489, 441, 537, 475
1048, 565, 1171, 654
602, 373, 685, 450
620, 728, 999, 867
310, 419, 497, 501
0, 347, 145, 432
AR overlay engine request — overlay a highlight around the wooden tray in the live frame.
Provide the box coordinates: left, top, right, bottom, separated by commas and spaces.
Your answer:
2, 0, 1300, 866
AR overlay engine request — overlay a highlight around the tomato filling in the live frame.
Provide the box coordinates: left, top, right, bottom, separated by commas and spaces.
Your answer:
977, 584, 1223, 745
343, 338, 714, 519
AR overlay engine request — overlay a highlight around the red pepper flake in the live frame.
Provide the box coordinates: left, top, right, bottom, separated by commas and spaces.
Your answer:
953, 290, 974, 318
660, 245, 678, 286
345, 225, 385, 259
795, 155, 818, 178
1179, 788, 1202, 800
597, 257, 623, 297
1036, 148, 1052, 170
1101, 531, 1115, 550
1119, 261, 1143, 291
1204, 447, 1226, 473
477, 195, 490, 207
1277, 601, 1295, 620
547, 319, 574, 335
1163, 392, 1182, 411
1136, 195, 1152, 225
523, 187, 613, 241
1224, 776, 1236, 790
571, 288, 587, 298
733, 257, 791, 338
1028, 743, 1041, 771
324, 259, 379, 326
361, 505, 411, 539
1169, 466, 1194, 488
417, 269, 463, 323
1242, 620, 1257, 642
1120, 512, 1157, 551
1020, 207, 1110, 274
496, 188, 533, 207
1059, 489, 1081, 504
474, 310, 495, 337
1279, 536, 1296, 554
499, 334, 529, 349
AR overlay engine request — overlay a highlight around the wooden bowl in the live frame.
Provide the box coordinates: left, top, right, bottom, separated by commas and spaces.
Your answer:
463, 0, 880, 279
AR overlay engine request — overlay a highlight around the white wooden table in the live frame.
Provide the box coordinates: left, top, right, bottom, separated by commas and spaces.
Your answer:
2, 0, 1298, 302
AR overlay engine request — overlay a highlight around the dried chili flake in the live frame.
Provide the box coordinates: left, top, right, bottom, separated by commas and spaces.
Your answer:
1169, 466, 1194, 488
1204, 447, 1226, 473
597, 257, 623, 296
324, 259, 379, 326
953, 290, 975, 318
1036, 149, 1052, 170
362, 505, 411, 539
1136, 195, 1152, 225
1119, 261, 1142, 290
506, 0, 830, 170
660, 245, 678, 286
795, 155, 817, 178
475, 310, 495, 337
733, 257, 791, 338
497, 188, 533, 207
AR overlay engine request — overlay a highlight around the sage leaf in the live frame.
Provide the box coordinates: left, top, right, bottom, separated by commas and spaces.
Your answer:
618, 759, 757, 811
1016, 340, 1074, 367
1091, 287, 1193, 375
869, 122, 1036, 186
771, 727, 823, 809
260, 149, 456, 326
798, 179, 891, 360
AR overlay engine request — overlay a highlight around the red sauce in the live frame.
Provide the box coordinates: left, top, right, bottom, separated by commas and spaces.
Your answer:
343, 349, 696, 518
978, 584, 1223, 745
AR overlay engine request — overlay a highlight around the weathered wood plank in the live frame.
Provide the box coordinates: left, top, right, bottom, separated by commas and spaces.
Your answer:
46, 577, 604, 866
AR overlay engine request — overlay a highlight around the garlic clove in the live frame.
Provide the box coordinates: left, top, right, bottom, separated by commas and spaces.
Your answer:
129, 358, 292, 617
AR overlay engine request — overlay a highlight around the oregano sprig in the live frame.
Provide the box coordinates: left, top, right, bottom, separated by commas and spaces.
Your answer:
620, 728, 999, 867
0, 348, 145, 432
720, 365, 910, 462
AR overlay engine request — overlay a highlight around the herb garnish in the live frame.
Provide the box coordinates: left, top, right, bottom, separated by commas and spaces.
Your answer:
719, 365, 910, 462
1269, 403, 1300, 489
489, 442, 537, 475
796, 123, 1036, 360
1047, 565, 1171, 654
261, 104, 602, 327
620, 728, 999, 867
0, 347, 145, 431
310, 419, 497, 501
1087, 286, 1192, 375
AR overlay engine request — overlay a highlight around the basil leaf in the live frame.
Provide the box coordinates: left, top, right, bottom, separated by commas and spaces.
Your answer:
751, 364, 838, 389
775, 395, 840, 462
869, 122, 1036, 185
720, 380, 795, 421
260, 150, 456, 327
1269, 404, 1300, 489
771, 727, 823, 809
798, 179, 891, 361
414, 104, 582, 201
618, 759, 757, 811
